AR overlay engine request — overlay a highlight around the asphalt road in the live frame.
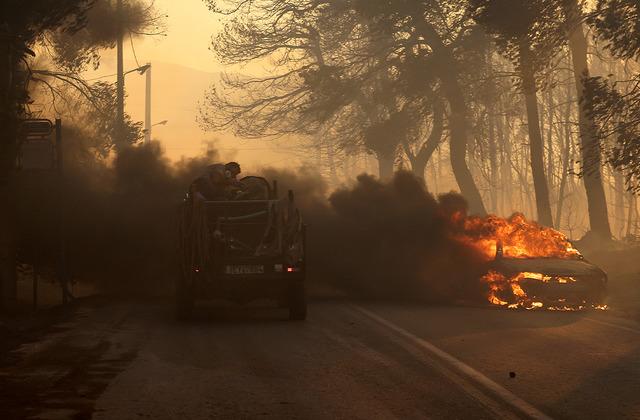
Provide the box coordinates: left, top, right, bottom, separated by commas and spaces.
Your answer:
1, 299, 639, 419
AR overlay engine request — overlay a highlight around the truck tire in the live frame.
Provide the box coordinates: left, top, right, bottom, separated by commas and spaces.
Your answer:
288, 282, 307, 321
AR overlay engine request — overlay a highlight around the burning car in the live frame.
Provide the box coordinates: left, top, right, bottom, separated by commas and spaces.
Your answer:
484, 244, 608, 309
459, 213, 608, 309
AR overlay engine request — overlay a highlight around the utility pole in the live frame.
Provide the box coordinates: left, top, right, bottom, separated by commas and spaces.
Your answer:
144, 62, 151, 144
116, 0, 125, 149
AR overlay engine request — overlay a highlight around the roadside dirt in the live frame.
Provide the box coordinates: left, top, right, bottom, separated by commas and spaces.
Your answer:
0, 298, 139, 419
583, 245, 640, 321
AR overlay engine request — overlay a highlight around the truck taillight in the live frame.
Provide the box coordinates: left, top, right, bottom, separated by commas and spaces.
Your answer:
275, 264, 299, 273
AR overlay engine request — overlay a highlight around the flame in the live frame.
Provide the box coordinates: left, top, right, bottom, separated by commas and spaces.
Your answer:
482, 270, 578, 309
483, 270, 531, 308
454, 213, 604, 311
480, 270, 605, 311
459, 213, 581, 261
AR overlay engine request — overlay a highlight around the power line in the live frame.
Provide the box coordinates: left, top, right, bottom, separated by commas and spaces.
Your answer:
85, 72, 119, 82
129, 32, 142, 68
84, 33, 143, 82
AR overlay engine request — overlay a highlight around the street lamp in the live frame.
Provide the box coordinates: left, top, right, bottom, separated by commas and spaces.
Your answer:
116, 63, 152, 148
143, 63, 152, 144
142, 120, 168, 142
124, 64, 151, 76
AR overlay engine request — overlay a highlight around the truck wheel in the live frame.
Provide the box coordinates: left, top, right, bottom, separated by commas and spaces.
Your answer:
288, 283, 307, 321
175, 286, 194, 320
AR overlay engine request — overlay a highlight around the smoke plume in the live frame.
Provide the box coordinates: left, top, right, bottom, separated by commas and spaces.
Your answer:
257, 168, 487, 303
13, 140, 214, 294
15, 147, 487, 303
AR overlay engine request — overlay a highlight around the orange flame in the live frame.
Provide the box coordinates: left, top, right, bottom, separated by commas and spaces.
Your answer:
482, 270, 574, 309
459, 213, 581, 261
453, 213, 595, 310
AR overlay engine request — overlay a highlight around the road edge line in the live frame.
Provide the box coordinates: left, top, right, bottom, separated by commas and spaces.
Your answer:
351, 304, 552, 420
584, 317, 640, 334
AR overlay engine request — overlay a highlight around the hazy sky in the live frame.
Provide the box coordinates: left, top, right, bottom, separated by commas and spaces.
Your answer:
85, 0, 300, 168
89, 0, 222, 72
134, 0, 222, 73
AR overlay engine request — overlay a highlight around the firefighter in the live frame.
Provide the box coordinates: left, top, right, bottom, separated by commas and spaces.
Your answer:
191, 162, 242, 200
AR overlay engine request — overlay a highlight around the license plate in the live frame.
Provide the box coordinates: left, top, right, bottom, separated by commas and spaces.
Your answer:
225, 265, 264, 275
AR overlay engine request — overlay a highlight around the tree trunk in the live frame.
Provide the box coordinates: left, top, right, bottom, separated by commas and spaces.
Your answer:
485, 48, 499, 214
115, 0, 126, 150
556, 111, 572, 229
520, 45, 554, 227
498, 109, 512, 214
488, 109, 498, 213
429, 157, 439, 195
376, 152, 395, 180
0, 39, 16, 183
546, 86, 555, 195
325, 142, 339, 185
0, 185, 17, 311
410, 156, 428, 180
434, 147, 442, 194
440, 72, 487, 215
415, 20, 487, 215
0, 37, 18, 311
556, 74, 573, 228
614, 168, 624, 238
635, 197, 640, 237
566, 2, 612, 239
405, 99, 444, 184
626, 191, 636, 239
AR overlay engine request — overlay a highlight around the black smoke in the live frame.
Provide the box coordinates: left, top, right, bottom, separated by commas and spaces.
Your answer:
14, 146, 486, 303
13, 140, 214, 295
256, 168, 487, 303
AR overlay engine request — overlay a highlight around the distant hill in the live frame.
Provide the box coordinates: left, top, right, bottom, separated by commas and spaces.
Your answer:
81, 60, 302, 168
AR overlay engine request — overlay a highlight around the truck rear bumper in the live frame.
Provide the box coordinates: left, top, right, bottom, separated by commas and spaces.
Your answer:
195, 274, 303, 303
